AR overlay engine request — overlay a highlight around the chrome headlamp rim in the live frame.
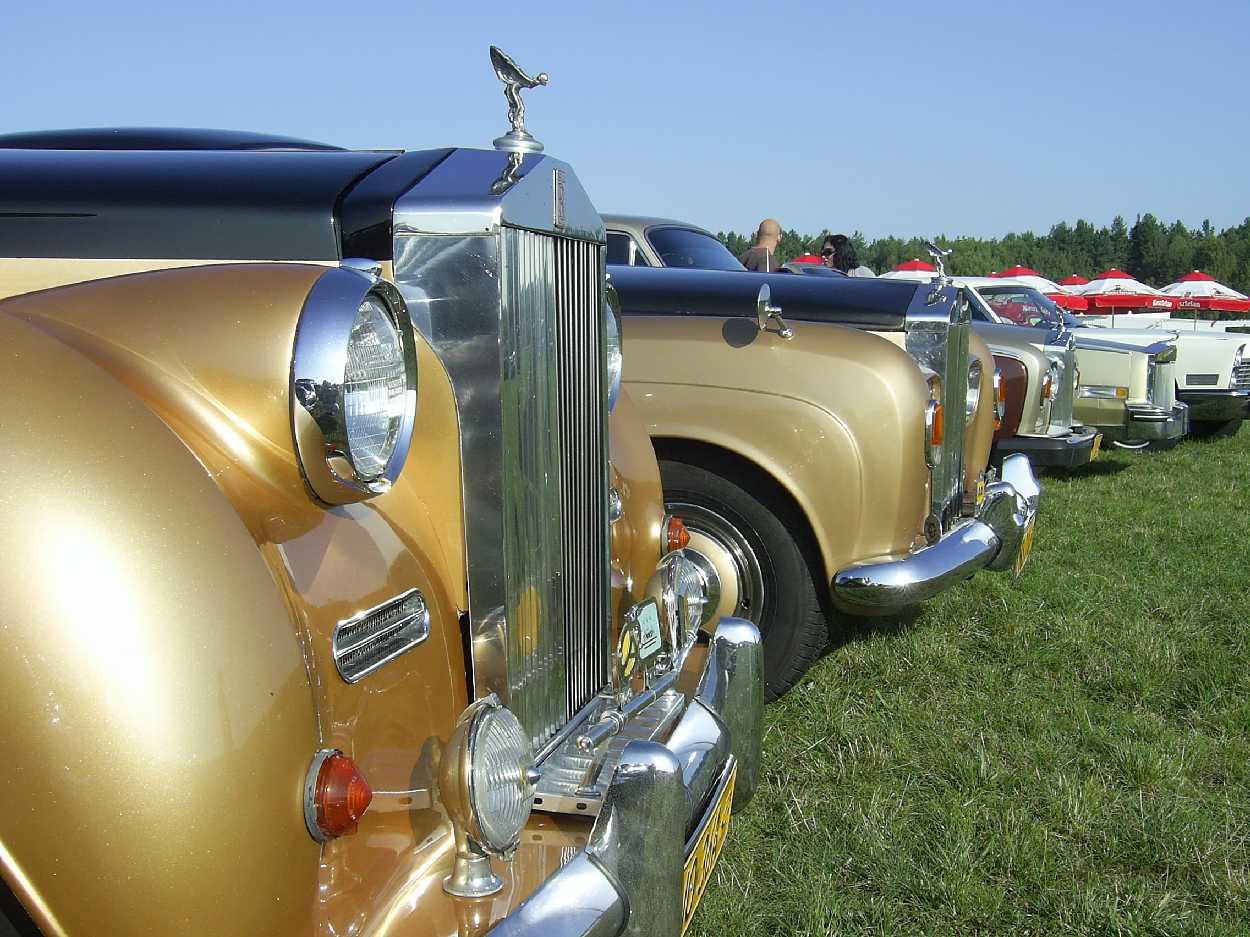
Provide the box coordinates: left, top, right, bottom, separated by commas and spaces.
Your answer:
1234, 344, 1244, 372
605, 284, 623, 412
291, 265, 418, 506
441, 694, 537, 856
966, 358, 983, 421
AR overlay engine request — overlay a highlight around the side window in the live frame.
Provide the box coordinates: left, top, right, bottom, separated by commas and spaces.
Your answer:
606, 232, 632, 265
606, 232, 652, 267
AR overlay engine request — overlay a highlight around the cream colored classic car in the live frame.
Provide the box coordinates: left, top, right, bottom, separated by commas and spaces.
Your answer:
0, 55, 761, 937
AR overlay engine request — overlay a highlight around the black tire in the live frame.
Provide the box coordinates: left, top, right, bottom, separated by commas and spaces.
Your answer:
660, 459, 827, 701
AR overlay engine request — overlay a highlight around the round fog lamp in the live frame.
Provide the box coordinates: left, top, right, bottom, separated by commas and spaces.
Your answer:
440, 695, 538, 897
344, 297, 408, 479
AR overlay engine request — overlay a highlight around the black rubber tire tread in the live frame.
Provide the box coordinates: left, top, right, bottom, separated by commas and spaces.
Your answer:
660, 459, 827, 701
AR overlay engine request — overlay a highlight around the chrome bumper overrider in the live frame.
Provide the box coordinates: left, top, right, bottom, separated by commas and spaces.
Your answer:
486, 617, 763, 937
831, 454, 1041, 615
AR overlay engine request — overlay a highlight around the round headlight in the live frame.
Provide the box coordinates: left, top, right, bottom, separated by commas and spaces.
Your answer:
469, 704, 536, 852
440, 695, 536, 857
966, 358, 982, 421
648, 551, 713, 661
344, 297, 408, 479
605, 296, 623, 412
291, 267, 417, 505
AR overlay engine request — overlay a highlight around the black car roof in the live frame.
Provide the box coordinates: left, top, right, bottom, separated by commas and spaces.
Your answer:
0, 128, 453, 260
0, 127, 346, 152
610, 265, 916, 330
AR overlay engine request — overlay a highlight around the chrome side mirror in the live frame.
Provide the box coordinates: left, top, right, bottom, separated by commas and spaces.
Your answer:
756, 284, 793, 340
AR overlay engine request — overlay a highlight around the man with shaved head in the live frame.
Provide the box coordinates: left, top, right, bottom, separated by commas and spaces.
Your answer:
739, 218, 782, 272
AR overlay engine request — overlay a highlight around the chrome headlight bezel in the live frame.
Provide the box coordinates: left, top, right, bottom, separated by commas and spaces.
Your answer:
966, 358, 983, 422
605, 285, 623, 412
1234, 344, 1245, 372
291, 265, 418, 505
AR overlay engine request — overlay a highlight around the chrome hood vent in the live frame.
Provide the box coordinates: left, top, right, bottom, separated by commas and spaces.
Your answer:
389, 149, 609, 750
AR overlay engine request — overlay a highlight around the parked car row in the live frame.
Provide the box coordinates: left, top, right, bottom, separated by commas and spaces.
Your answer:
3, 50, 1170, 937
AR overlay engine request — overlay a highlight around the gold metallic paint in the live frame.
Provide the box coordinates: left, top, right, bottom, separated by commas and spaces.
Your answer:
964, 334, 996, 487
622, 314, 932, 580
0, 261, 673, 935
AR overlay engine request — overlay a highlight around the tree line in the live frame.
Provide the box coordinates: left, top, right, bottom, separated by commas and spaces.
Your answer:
719, 214, 1250, 293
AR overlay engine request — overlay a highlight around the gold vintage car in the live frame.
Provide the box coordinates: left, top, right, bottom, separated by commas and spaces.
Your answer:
0, 55, 761, 937
603, 221, 1040, 698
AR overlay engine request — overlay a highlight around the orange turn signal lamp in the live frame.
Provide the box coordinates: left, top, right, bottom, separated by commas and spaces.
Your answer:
305, 750, 372, 842
930, 403, 945, 446
665, 515, 691, 553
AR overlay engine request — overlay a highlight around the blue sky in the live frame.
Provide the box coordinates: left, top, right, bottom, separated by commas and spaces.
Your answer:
7, 0, 1247, 239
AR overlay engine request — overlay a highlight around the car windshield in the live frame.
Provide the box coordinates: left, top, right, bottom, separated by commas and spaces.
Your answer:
647, 226, 745, 272
977, 285, 1068, 329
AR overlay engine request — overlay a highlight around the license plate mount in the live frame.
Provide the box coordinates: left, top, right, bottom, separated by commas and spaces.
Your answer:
681, 761, 737, 933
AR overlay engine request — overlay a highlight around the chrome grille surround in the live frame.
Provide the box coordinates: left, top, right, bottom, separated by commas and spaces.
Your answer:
1233, 361, 1250, 390
1044, 336, 1077, 434
905, 284, 970, 530
391, 149, 610, 750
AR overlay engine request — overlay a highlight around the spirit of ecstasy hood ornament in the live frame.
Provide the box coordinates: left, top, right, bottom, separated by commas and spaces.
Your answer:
490, 46, 548, 154
925, 240, 954, 304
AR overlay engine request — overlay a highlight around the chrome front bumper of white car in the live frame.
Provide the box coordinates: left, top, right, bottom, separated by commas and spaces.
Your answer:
830, 454, 1041, 615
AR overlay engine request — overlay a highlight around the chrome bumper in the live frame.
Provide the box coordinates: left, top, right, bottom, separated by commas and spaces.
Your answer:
487, 617, 763, 937
830, 454, 1041, 615
1114, 402, 1189, 442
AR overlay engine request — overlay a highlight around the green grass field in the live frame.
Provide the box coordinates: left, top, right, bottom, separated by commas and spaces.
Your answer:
693, 429, 1250, 937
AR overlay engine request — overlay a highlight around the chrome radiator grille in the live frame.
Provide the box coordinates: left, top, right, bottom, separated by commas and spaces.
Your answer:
905, 285, 969, 529
1234, 360, 1250, 390
1047, 344, 1077, 432
499, 228, 609, 749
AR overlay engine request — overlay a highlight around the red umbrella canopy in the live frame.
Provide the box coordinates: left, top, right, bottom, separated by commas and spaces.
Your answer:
1059, 274, 1088, 286
1176, 270, 1216, 283
894, 258, 936, 271
999, 264, 1041, 278
1090, 268, 1135, 280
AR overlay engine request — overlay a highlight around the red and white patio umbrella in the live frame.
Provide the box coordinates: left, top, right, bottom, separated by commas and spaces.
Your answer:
1160, 270, 1250, 314
879, 258, 937, 279
991, 265, 1088, 311
1059, 273, 1089, 288
1075, 268, 1178, 313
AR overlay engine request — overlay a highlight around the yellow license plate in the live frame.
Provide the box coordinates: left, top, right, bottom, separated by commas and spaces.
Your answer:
681, 762, 737, 933
1012, 515, 1037, 579
1090, 433, 1103, 461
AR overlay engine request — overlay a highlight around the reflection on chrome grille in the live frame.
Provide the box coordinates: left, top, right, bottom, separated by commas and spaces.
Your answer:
553, 237, 611, 722
500, 229, 609, 750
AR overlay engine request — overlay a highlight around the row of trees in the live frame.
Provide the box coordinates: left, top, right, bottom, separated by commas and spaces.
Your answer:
719, 215, 1250, 293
